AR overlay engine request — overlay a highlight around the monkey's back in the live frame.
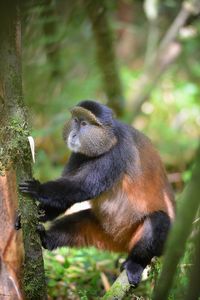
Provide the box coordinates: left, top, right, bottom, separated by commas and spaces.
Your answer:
128, 127, 175, 219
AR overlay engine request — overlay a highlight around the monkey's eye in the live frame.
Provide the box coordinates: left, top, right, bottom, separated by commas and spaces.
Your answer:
81, 120, 87, 126
74, 118, 79, 123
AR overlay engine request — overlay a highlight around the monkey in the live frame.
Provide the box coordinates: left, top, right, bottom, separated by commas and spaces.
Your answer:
18, 100, 175, 286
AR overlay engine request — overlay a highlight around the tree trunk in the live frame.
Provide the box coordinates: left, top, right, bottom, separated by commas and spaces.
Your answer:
84, 0, 124, 117
0, 2, 47, 299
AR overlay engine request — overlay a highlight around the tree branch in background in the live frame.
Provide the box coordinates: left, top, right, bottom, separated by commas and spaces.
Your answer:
183, 225, 200, 300
130, 0, 200, 119
152, 145, 200, 300
41, 0, 61, 78
143, 0, 160, 69
83, 0, 124, 117
0, 2, 47, 299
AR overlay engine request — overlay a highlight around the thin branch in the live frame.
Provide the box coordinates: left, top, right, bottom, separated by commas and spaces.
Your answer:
143, 0, 160, 68
159, 1, 200, 52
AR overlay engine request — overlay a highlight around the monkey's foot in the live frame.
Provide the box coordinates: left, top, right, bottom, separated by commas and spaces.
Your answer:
122, 260, 144, 287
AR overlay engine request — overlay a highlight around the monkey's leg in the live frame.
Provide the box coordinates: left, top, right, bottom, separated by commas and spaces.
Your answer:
123, 211, 171, 286
37, 209, 124, 252
15, 205, 64, 230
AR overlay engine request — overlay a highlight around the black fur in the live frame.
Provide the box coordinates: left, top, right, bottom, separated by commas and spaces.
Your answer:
37, 209, 98, 250
123, 211, 171, 286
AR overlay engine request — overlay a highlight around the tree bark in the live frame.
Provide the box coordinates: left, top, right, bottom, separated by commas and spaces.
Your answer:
0, 170, 23, 300
84, 0, 124, 117
0, 2, 47, 299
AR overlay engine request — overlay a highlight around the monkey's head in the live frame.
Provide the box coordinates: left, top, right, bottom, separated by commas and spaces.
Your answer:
63, 100, 117, 157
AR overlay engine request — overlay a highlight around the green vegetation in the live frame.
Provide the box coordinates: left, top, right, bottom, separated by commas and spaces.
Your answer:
19, 0, 200, 299
44, 248, 120, 299
43, 235, 197, 299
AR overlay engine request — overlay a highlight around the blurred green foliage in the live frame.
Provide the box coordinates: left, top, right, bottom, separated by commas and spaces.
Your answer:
22, 0, 200, 299
44, 247, 120, 299
44, 235, 197, 299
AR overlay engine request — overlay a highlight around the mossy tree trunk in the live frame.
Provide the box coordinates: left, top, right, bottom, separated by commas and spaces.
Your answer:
0, 2, 47, 299
84, 0, 124, 117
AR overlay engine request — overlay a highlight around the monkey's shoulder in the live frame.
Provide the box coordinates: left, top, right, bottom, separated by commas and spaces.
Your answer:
63, 147, 127, 179
63, 122, 158, 177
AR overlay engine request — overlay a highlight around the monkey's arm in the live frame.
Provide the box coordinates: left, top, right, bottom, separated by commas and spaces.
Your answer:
19, 178, 85, 210
19, 150, 124, 211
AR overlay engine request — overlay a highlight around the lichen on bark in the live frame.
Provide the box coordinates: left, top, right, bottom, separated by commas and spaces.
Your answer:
0, 119, 30, 175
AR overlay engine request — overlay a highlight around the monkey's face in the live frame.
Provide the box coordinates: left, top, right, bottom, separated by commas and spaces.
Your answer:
63, 109, 117, 157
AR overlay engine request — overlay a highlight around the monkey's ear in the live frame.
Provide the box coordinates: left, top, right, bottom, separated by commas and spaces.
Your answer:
70, 107, 103, 126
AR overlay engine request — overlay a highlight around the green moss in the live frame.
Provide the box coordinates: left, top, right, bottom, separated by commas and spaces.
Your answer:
18, 192, 47, 299
101, 270, 131, 300
23, 260, 47, 299
0, 118, 31, 175
0, 118, 47, 298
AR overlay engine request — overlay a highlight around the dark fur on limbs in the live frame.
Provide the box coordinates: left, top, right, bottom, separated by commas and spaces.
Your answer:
37, 209, 126, 253
122, 211, 171, 286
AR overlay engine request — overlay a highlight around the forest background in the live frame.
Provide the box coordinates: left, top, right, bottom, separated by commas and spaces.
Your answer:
0, 0, 200, 299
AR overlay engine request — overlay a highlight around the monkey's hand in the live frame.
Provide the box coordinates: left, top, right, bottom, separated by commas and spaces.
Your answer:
19, 179, 41, 200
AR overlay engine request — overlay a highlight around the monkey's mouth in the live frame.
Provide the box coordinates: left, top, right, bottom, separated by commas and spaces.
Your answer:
67, 139, 81, 153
